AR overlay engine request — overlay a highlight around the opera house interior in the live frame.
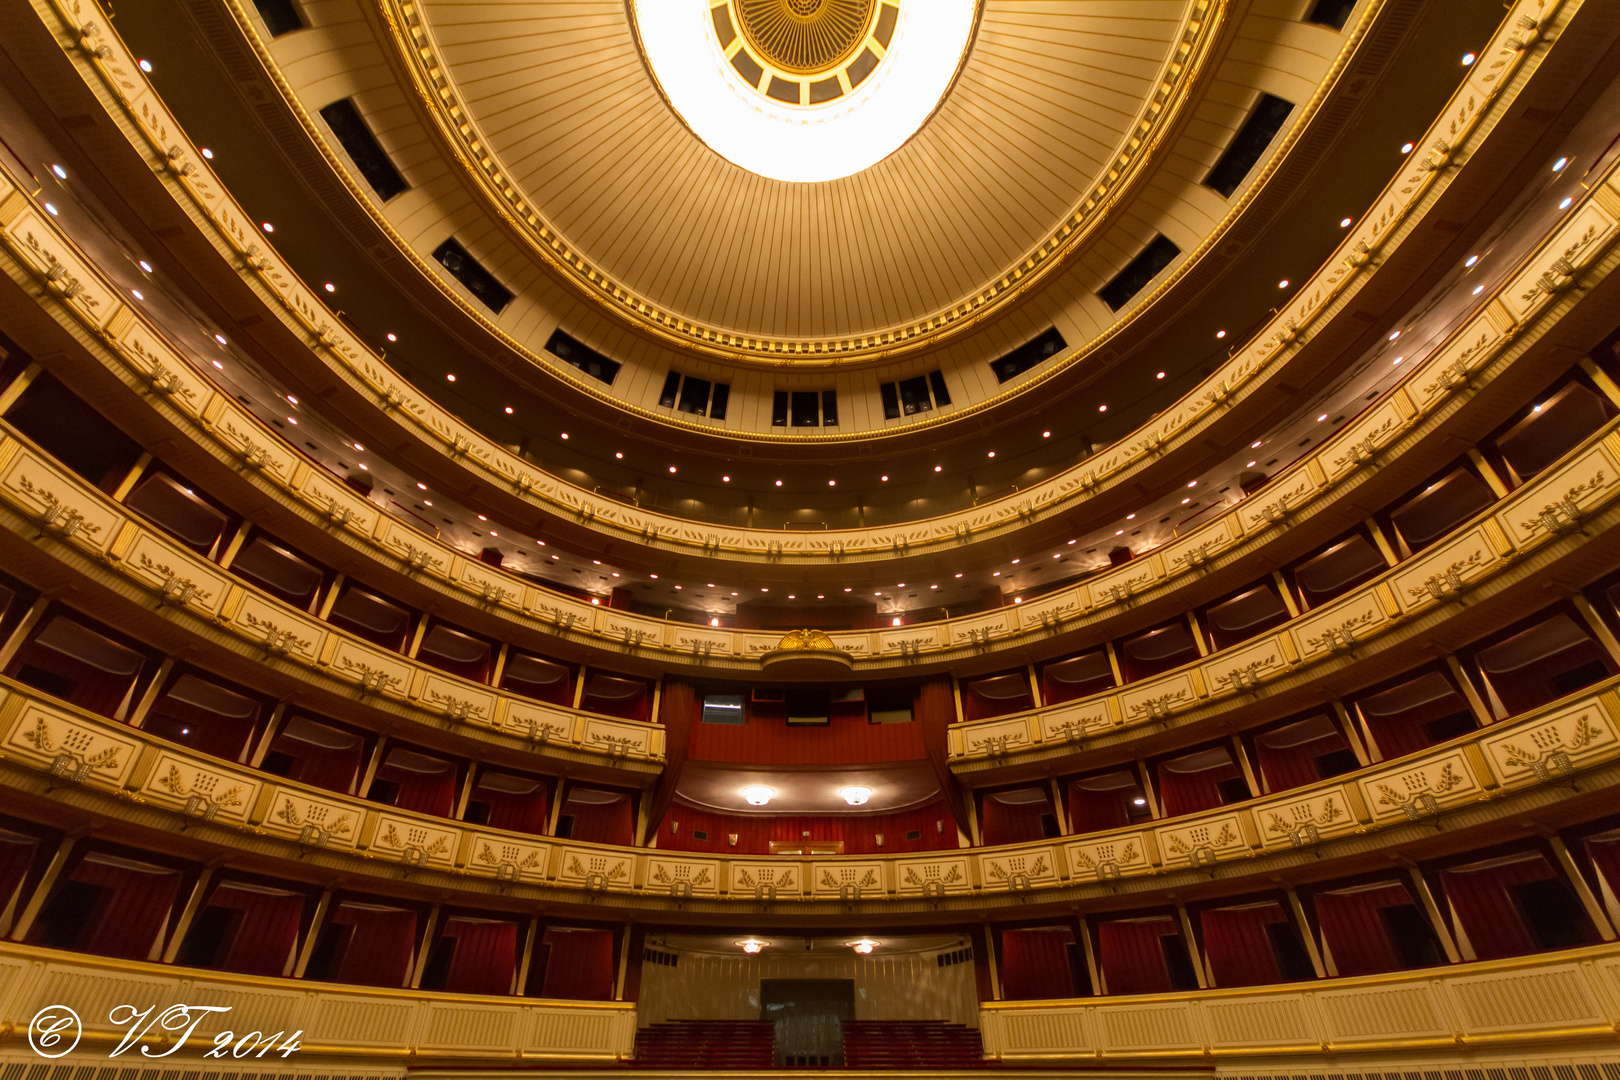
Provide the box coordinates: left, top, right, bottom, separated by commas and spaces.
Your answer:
1, 0, 1619, 1074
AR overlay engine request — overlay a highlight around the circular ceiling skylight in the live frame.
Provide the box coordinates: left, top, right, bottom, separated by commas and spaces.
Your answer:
631, 0, 978, 183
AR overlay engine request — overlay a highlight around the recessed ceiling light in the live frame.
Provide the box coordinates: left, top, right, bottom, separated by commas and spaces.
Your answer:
615, 451, 624, 459
992, 572, 1000, 577
561, 432, 569, 439
1042, 431, 1051, 438
1098, 404, 1107, 412
828, 479, 836, 486
1247, 460, 1257, 467
845, 587, 853, 592
1156, 371, 1165, 379
668, 466, 677, 473
706, 583, 715, 588
1181, 497, 1191, 504
1389, 330, 1401, 341
1126, 513, 1136, 520
352, 442, 365, 451
722, 475, 730, 482
131, 289, 143, 300
138, 59, 152, 72
212, 360, 222, 369
740, 785, 775, 806
323, 283, 335, 293
1472, 285, 1484, 295
1187, 480, 1197, 488
285, 416, 297, 425
1115, 529, 1124, 536
1278, 279, 1290, 289
446, 373, 456, 382
761, 587, 769, 592
138, 260, 152, 273
261, 222, 273, 232
650, 573, 658, 579
51, 165, 66, 179
387, 332, 397, 342
954, 573, 963, 578
1339, 217, 1353, 227
417, 482, 427, 490
1216, 330, 1226, 339
1393, 355, 1404, 366
1553, 156, 1568, 171
987, 451, 995, 458
1559, 196, 1573, 209
1252, 440, 1263, 448
774, 479, 783, 486
710, 617, 720, 627
1462, 52, 1476, 65
1317, 414, 1328, 422
881, 474, 890, 481
1400, 142, 1414, 154
504, 406, 514, 414
934, 465, 943, 472
213, 334, 227, 345
286, 394, 298, 405
891, 617, 902, 626
818, 594, 825, 599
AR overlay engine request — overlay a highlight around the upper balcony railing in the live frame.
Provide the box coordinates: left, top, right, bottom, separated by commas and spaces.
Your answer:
21, 0, 1579, 569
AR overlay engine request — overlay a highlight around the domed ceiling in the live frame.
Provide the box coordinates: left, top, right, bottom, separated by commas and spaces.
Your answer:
396, 0, 1204, 352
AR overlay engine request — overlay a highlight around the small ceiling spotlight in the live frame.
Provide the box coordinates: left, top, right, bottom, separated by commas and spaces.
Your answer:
739, 940, 767, 954
741, 785, 775, 807
840, 786, 873, 806
850, 940, 878, 955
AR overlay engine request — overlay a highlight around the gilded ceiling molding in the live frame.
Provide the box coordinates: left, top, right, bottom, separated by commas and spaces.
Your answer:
369, 0, 1234, 365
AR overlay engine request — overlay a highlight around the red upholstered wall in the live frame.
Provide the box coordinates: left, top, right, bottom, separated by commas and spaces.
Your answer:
686, 708, 927, 764
1097, 919, 1178, 996
1313, 882, 1417, 976
203, 883, 305, 976
540, 928, 616, 1000
659, 798, 956, 856
1199, 905, 1291, 987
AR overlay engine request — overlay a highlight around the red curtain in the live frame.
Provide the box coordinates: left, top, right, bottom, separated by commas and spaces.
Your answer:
1314, 882, 1413, 976
147, 698, 256, 762
1200, 905, 1288, 987
917, 681, 968, 831
1586, 835, 1620, 902
1000, 929, 1075, 1000
566, 795, 635, 846
540, 928, 615, 1000
374, 759, 456, 818
1362, 695, 1470, 760
1156, 759, 1242, 817
328, 905, 418, 987
65, 856, 181, 960
1441, 856, 1569, 959
484, 787, 549, 836
1067, 783, 1132, 835
659, 798, 956, 856
1255, 731, 1347, 792
0, 830, 40, 915
1097, 919, 1177, 996
205, 884, 305, 976
272, 721, 364, 794
980, 796, 1049, 847
443, 919, 519, 996
646, 680, 696, 829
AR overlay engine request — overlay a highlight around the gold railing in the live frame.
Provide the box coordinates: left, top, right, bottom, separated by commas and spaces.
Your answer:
1, 667, 1614, 907
980, 940, 1620, 1060
1, 134, 1616, 674
0, 940, 635, 1060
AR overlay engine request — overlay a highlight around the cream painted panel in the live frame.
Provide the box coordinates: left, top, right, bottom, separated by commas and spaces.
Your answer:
1251, 785, 1359, 851
1292, 588, 1388, 663
1390, 525, 1501, 614
979, 845, 1060, 892
1500, 200, 1618, 322
1155, 812, 1253, 870
123, 530, 232, 617
1118, 671, 1200, 725
259, 785, 362, 849
465, 833, 550, 883
1324, 392, 1417, 480
643, 855, 721, 896
1479, 696, 1618, 785
417, 672, 497, 724
1358, 749, 1482, 823
140, 751, 262, 824
3, 207, 118, 330
893, 854, 974, 895
1037, 698, 1116, 744
1200, 995, 1316, 1048
365, 813, 460, 868
554, 847, 635, 891
1314, 982, 1450, 1043
1065, 833, 1152, 882
225, 591, 325, 664
727, 861, 800, 897
1500, 437, 1620, 547
810, 861, 885, 898
1203, 634, 1290, 697
0, 699, 139, 788
0, 445, 122, 558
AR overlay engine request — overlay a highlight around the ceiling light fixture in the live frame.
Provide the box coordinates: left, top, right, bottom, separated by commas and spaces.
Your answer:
631, 0, 978, 183
741, 785, 775, 806
850, 940, 877, 955
739, 939, 767, 954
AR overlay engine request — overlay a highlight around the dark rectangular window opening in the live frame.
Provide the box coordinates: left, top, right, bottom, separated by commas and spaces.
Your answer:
897, 376, 933, 416
1306, 0, 1356, 31
432, 238, 513, 314
658, 371, 682, 409
928, 369, 952, 406
1162, 935, 1200, 991
791, 391, 820, 427
1511, 878, 1591, 951
989, 328, 1066, 384
709, 382, 731, 420
253, 0, 304, 36
545, 329, 620, 385
772, 391, 789, 427
1215, 776, 1251, 805
1380, 904, 1443, 968
821, 389, 839, 426
1098, 235, 1181, 312
678, 376, 712, 416
319, 99, 407, 201
1205, 93, 1295, 198
879, 382, 901, 420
